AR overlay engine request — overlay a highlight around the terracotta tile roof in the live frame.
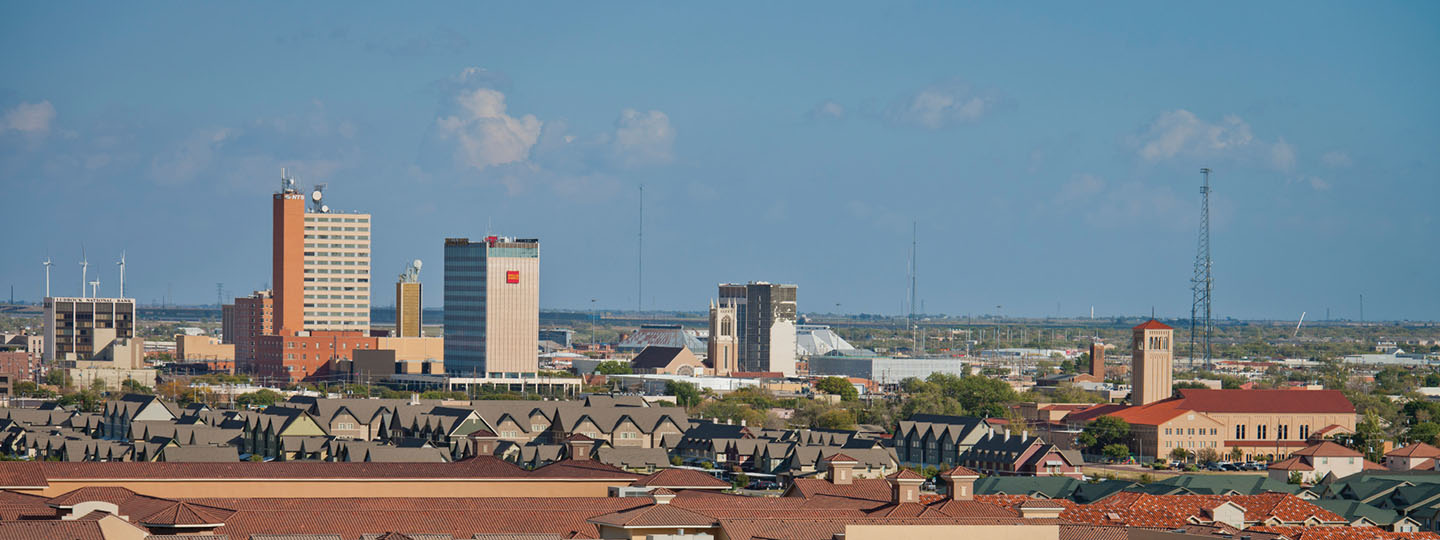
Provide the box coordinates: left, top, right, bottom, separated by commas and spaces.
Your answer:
865, 501, 945, 517
717, 516, 1060, 540
1133, 319, 1172, 330
785, 478, 893, 503
885, 469, 924, 480
140, 500, 237, 526
0, 461, 46, 488
1269, 456, 1315, 471
979, 492, 1345, 528
941, 465, 982, 478
1387, 443, 1440, 458
1175, 388, 1355, 414
925, 499, 1022, 518
0, 520, 109, 540
21, 455, 635, 481
629, 468, 730, 488
47, 486, 178, 519
1250, 526, 1440, 540
588, 502, 716, 528
186, 497, 649, 540
524, 458, 640, 479
822, 452, 857, 463
1292, 441, 1364, 458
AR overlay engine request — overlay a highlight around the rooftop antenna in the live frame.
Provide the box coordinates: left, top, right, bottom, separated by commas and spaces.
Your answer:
637, 184, 644, 314
42, 257, 52, 298
400, 259, 422, 283
280, 167, 297, 193
79, 247, 89, 298
1190, 168, 1214, 370
310, 183, 329, 213
116, 250, 126, 298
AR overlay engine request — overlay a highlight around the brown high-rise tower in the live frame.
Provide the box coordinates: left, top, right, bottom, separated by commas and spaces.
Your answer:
273, 181, 305, 334
1090, 341, 1106, 379
1131, 319, 1174, 406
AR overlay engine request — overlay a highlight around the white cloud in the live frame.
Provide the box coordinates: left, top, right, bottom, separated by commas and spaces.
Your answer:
148, 127, 237, 185
807, 100, 845, 121
2, 101, 56, 136
887, 81, 992, 129
1320, 150, 1352, 168
436, 87, 543, 171
1058, 173, 1106, 201
1271, 138, 1297, 172
1134, 109, 1295, 172
1308, 176, 1331, 191
612, 109, 674, 167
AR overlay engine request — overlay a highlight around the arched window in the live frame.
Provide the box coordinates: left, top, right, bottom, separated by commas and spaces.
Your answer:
720, 317, 732, 336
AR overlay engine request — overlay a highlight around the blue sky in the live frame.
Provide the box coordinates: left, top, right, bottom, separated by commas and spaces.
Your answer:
1, 2, 1436, 320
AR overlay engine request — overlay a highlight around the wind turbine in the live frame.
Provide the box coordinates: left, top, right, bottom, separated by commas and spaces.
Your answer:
117, 250, 127, 298
88, 278, 100, 298
79, 248, 89, 298
42, 257, 52, 298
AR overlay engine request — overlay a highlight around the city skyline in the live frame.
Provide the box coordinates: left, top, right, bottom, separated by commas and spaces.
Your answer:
1, 3, 1437, 321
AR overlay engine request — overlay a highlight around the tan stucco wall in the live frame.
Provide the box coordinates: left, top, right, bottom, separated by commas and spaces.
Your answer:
177, 335, 236, 361
27, 478, 629, 498
378, 336, 444, 361
844, 524, 1058, 540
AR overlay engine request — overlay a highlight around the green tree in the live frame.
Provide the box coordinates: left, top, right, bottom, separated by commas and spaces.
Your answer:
814, 408, 857, 430
732, 471, 750, 489
121, 379, 153, 395
816, 377, 859, 401
89, 378, 107, 394
694, 400, 764, 427
1102, 444, 1130, 462
1196, 447, 1220, 465
1078, 416, 1130, 453
235, 389, 283, 408
1408, 422, 1440, 445
666, 380, 702, 408
44, 370, 71, 389
1229, 447, 1244, 462
926, 373, 1018, 417
1169, 447, 1191, 463
1288, 470, 1305, 485
899, 391, 965, 419
594, 361, 632, 375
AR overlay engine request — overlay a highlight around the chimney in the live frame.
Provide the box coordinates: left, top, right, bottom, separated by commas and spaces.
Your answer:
565, 434, 595, 460
1004, 429, 1010, 442
1018, 500, 1065, 519
825, 454, 859, 486
942, 467, 980, 501
1090, 342, 1106, 379
467, 430, 501, 457
650, 487, 676, 505
740, 419, 746, 427
887, 470, 925, 504
1022, 430, 1028, 441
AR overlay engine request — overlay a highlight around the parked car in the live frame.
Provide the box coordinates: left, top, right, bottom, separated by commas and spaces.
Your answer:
747, 480, 780, 490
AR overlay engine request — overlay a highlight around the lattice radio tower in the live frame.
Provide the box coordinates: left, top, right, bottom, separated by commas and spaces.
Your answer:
1190, 168, 1214, 370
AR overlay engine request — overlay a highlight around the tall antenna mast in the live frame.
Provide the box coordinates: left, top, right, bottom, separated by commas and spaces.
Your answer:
42, 257, 52, 298
637, 184, 644, 314
79, 247, 89, 299
910, 222, 918, 353
117, 250, 126, 298
1190, 168, 1214, 370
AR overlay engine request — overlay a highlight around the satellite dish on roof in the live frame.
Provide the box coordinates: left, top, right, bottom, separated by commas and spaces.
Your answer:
413, 259, 423, 271
310, 183, 328, 212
